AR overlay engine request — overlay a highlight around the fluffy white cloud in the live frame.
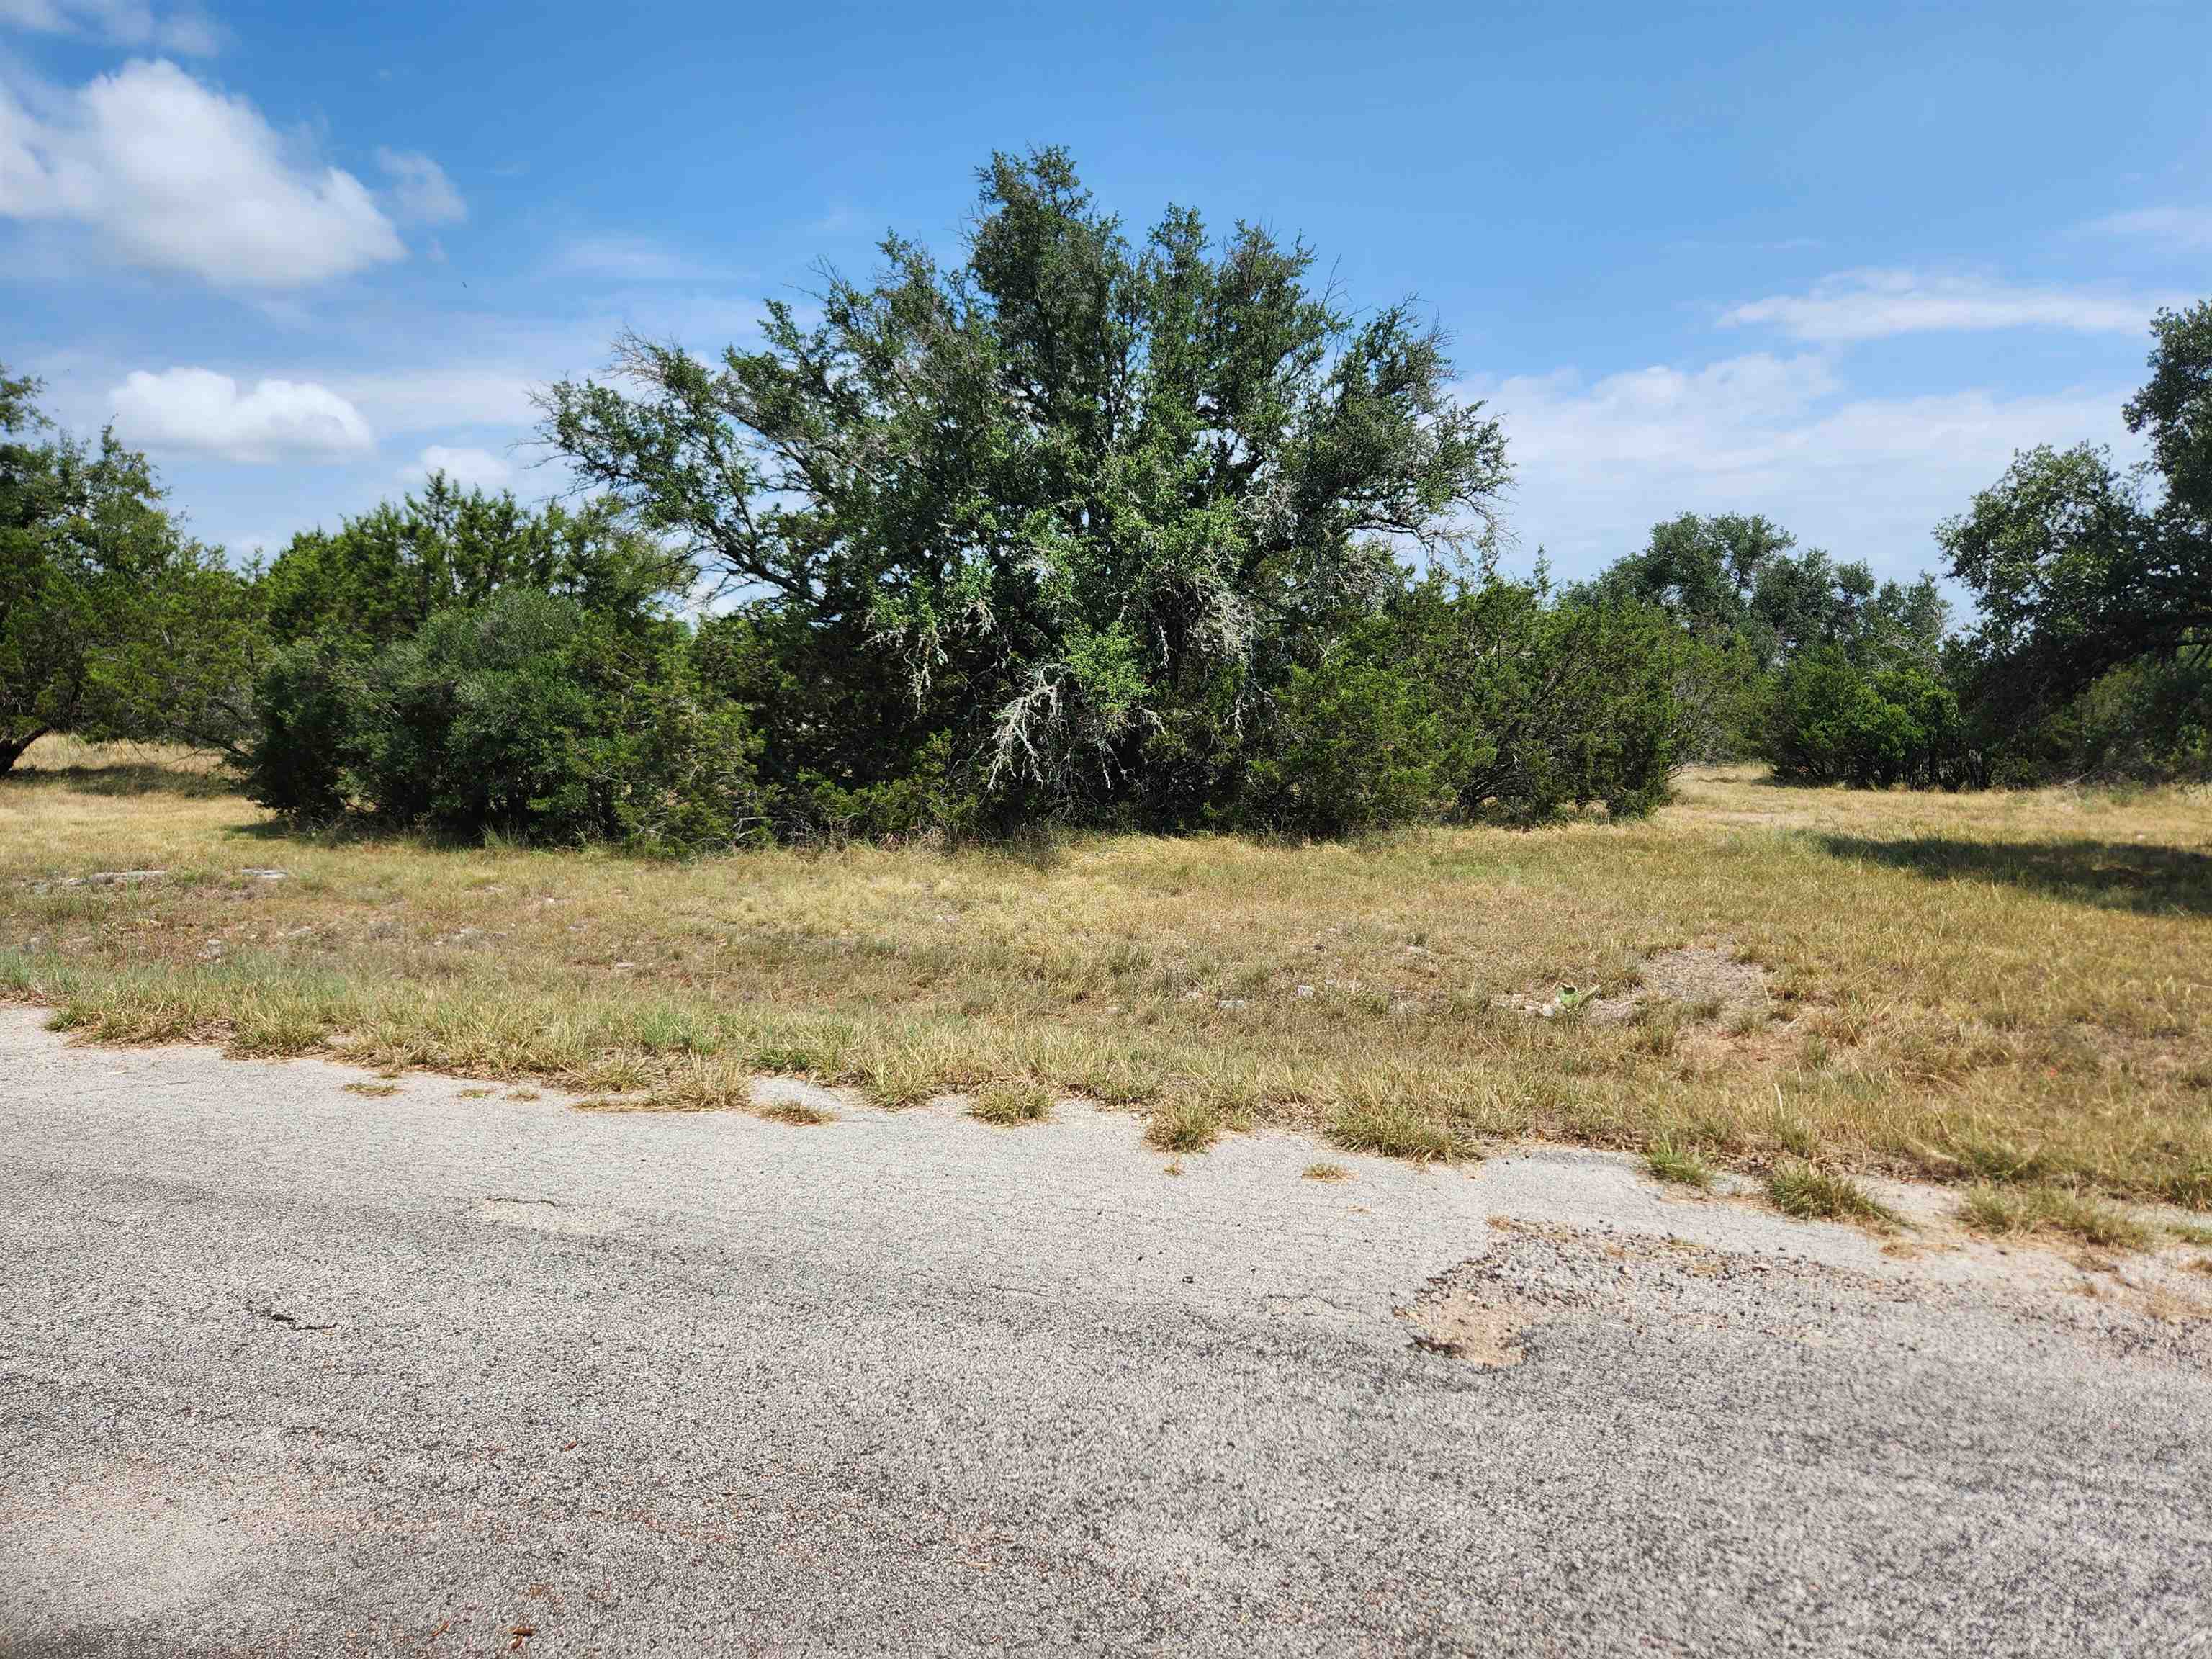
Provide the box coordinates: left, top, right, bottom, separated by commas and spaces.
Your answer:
0, 0, 218, 55
109, 367, 374, 462
0, 59, 410, 287
1469, 351, 2134, 580
405, 444, 511, 492
1723, 269, 2175, 342
377, 146, 464, 225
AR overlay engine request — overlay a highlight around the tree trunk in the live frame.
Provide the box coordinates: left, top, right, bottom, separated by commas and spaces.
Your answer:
0, 729, 48, 776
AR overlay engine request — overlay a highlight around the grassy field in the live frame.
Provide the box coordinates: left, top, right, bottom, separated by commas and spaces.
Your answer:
4, 737, 2208, 1233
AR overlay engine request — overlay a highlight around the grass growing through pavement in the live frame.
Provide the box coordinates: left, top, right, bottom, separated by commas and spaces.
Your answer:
3, 739, 2210, 1224
1766, 1159, 1902, 1229
971, 1077, 1052, 1126
1959, 1184, 2154, 1251
1643, 1135, 1716, 1190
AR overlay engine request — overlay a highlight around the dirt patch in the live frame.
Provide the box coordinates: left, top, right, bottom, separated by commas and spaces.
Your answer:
1434, 1219, 2212, 1370
1399, 1286, 1532, 1367
1586, 944, 1771, 1025
478, 1195, 624, 1236
1498, 943, 1773, 1027
0, 1465, 271, 1629
1397, 1255, 1540, 1367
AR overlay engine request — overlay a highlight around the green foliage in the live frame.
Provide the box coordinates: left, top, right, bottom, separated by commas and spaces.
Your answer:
542, 148, 1512, 832
262, 472, 686, 649
1940, 301, 2212, 755
240, 636, 364, 821
1239, 628, 1450, 837
1766, 649, 1966, 788
1391, 575, 1704, 822
246, 592, 762, 848
1983, 648, 2212, 786
1585, 511, 1797, 643
1579, 511, 1951, 765
0, 367, 253, 770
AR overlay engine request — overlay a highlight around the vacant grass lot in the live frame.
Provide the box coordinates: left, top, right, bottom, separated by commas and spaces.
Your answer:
3, 738, 2208, 1220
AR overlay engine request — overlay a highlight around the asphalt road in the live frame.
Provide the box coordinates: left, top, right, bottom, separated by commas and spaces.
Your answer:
2, 1005, 2208, 1657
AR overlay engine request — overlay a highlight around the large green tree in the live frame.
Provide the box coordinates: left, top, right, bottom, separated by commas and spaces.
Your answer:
541, 148, 1511, 827
1938, 300, 2212, 721
0, 368, 256, 773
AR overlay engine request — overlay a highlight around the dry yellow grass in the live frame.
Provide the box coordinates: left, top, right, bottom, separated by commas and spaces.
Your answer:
3, 739, 2209, 1215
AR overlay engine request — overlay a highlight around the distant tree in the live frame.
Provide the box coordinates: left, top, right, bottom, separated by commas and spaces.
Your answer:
1938, 301, 2212, 724
1588, 511, 1797, 642
261, 472, 687, 649
541, 147, 1511, 830
0, 367, 255, 772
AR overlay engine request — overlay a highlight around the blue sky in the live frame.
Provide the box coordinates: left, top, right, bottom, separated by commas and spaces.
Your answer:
4, 0, 2207, 585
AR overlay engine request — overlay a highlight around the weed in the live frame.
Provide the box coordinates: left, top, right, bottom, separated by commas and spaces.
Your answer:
1146, 1095, 1220, 1153
971, 1078, 1052, 1127
342, 1080, 398, 1097
1633, 1008, 1683, 1058
1327, 1098, 1467, 1162
1766, 1159, 1899, 1230
760, 1100, 832, 1126
1644, 1135, 1714, 1190
1302, 1161, 1350, 1182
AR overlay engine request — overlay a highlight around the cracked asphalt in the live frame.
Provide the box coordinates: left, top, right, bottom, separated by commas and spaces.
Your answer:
1, 1006, 2209, 1657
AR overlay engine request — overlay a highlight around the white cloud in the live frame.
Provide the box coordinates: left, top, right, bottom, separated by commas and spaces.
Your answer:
109, 367, 374, 462
1470, 351, 2135, 580
1722, 269, 2175, 342
377, 146, 464, 226
404, 444, 512, 492
2086, 207, 2212, 251
0, 0, 220, 55
0, 58, 408, 287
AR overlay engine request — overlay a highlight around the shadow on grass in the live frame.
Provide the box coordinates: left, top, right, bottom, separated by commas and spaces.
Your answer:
0, 760, 240, 801
1819, 834, 2212, 917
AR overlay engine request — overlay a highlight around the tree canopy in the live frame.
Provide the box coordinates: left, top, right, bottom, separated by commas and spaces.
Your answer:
261, 472, 687, 650
1938, 300, 2212, 723
0, 367, 255, 772
541, 147, 1511, 827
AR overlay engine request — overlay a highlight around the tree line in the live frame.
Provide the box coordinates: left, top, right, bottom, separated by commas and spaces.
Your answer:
5, 150, 2206, 845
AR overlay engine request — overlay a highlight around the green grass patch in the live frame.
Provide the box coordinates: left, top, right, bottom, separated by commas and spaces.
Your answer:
1643, 1134, 1714, 1190
970, 1077, 1052, 1127
1766, 1159, 1900, 1230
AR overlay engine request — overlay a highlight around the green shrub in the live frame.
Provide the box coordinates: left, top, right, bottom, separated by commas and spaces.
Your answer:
1392, 576, 1699, 823
247, 591, 762, 848
1240, 633, 1452, 836
1980, 649, 2212, 786
1766, 649, 1966, 788
243, 635, 366, 821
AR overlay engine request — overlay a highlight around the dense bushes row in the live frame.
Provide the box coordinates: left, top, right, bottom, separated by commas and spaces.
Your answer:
239, 490, 1712, 846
